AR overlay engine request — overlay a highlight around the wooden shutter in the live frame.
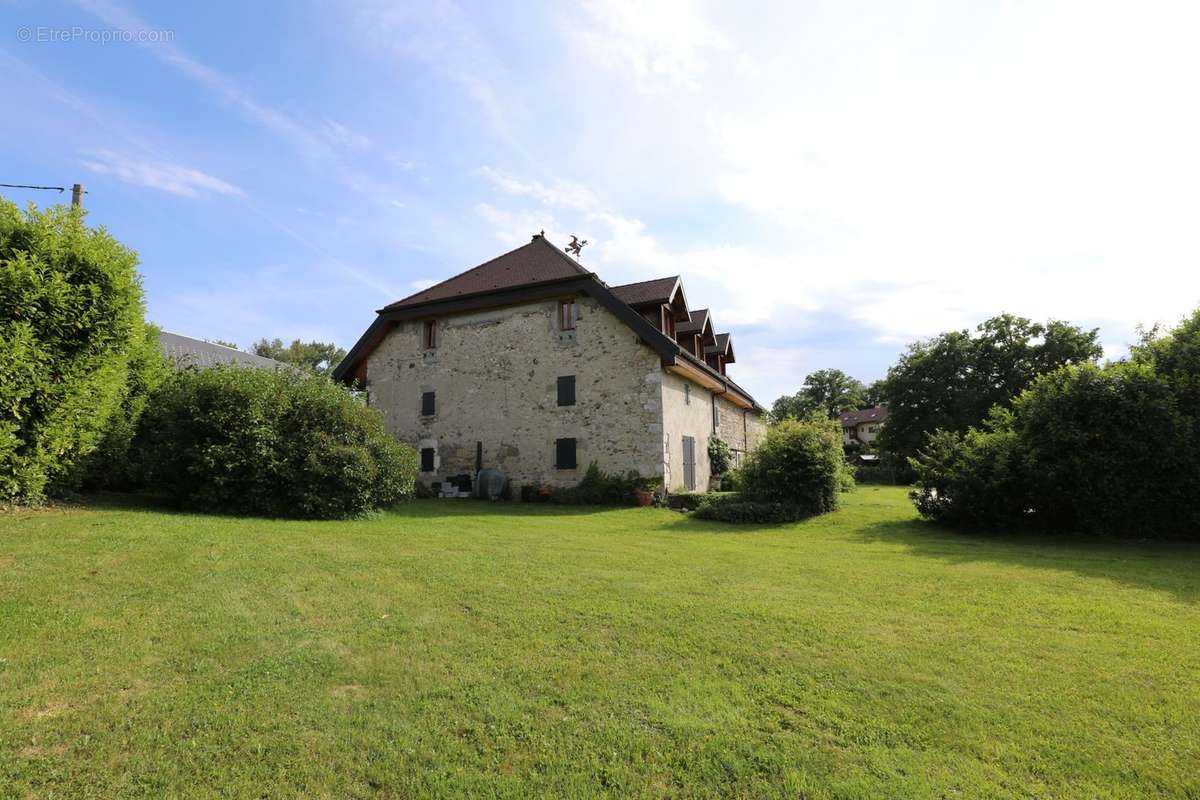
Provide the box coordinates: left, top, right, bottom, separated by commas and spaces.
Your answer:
420, 447, 435, 472
682, 436, 695, 491
555, 437, 577, 469
421, 391, 435, 416
557, 375, 576, 406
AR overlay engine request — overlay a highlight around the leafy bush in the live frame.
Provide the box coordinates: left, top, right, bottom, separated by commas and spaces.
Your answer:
911, 310, 1200, 538
739, 417, 852, 516
71, 325, 169, 490
0, 200, 150, 504
549, 461, 650, 505
135, 365, 417, 518
707, 435, 732, 476
693, 495, 807, 524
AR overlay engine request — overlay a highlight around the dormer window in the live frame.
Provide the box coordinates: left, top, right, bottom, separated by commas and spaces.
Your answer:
661, 305, 676, 341
559, 299, 577, 331
423, 319, 439, 349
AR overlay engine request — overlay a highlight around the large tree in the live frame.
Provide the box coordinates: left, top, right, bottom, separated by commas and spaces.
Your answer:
772, 368, 866, 421
878, 313, 1102, 462
252, 338, 346, 375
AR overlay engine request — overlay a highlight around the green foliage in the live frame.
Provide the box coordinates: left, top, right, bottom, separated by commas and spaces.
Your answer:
549, 461, 649, 505
772, 368, 866, 420
911, 311, 1200, 538
0, 199, 149, 503
135, 365, 416, 518
252, 337, 347, 374
72, 324, 170, 490
693, 494, 809, 523
735, 417, 852, 518
879, 314, 1102, 462
707, 435, 732, 476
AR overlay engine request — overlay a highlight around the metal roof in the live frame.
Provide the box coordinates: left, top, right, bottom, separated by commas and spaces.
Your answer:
159, 331, 284, 370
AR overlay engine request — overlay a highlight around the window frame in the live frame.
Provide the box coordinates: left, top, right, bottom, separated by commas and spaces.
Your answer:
420, 390, 436, 417
422, 319, 439, 349
558, 299, 577, 331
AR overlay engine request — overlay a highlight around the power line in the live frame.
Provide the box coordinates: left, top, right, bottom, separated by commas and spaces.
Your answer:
1, 182, 86, 207
0, 182, 65, 193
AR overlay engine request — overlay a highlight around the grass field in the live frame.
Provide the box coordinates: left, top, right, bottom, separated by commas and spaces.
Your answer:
2, 487, 1198, 798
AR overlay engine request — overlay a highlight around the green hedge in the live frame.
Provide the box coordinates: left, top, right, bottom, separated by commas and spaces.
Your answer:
0, 200, 150, 504
693, 495, 807, 524
911, 310, 1200, 538
135, 365, 417, 519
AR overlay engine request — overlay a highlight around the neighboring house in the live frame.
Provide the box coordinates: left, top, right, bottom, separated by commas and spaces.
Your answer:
158, 331, 284, 370
839, 406, 888, 445
333, 234, 767, 493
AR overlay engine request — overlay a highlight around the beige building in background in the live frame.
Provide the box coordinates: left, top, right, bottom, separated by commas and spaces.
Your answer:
335, 235, 766, 494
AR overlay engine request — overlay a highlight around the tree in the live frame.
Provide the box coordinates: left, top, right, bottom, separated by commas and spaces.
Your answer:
771, 368, 866, 421
252, 337, 347, 374
878, 314, 1102, 463
0, 198, 150, 503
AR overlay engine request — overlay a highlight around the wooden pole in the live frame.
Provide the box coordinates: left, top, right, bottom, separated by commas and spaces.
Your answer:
71, 183, 84, 208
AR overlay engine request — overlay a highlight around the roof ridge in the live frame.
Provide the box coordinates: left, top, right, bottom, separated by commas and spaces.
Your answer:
382, 235, 591, 311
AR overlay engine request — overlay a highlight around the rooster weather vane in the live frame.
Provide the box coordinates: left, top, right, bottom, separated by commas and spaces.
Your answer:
564, 235, 589, 258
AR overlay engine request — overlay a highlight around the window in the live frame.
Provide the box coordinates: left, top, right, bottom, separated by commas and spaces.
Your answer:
420, 447, 435, 472
684, 383, 691, 405
423, 319, 438, 349
713, 399, 721, 430
559, 299, 577, 331
421, 391, 436, 416
557, 375, 576, 406
555, 437, 577, 469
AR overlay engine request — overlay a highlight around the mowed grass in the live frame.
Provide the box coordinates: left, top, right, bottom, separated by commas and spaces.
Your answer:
1, 488, 1198, 799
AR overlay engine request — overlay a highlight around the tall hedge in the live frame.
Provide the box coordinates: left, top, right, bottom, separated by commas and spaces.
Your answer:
911, 310, 1200, 539
135, 365, 418, 518
0, 199, 149, 503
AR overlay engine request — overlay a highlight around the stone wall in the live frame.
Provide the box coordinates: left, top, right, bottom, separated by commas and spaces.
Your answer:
660, 371, 717, 492
716, 395, 767, 468
365, 295, 664, 491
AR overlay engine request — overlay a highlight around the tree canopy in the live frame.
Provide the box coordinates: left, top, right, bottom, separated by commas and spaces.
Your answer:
878, 313, 1102, 462
252, 338, 347, 374
772, 368, 867, 421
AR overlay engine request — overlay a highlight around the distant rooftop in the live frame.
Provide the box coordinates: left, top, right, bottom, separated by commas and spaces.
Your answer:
159, 331, 283, 370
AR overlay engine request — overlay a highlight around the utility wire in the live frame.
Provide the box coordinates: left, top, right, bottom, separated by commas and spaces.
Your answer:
0, 183, 66, 193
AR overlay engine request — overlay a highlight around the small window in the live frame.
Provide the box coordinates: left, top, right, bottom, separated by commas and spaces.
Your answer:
559, 299, 577, 331
423, 319, 439, 349
420, 447, 435, 472
557, 375, 576, 407
713, 399, 720, 430
684, 383, 691, 405
555, 437, 577, 469
421, 391, 435, 416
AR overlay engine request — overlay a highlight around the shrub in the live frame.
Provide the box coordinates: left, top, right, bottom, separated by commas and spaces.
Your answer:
549, 461, 649, 505
739, 417, 852, 516
911, 310, 1200, 539
707, 435, 732, 476
135, 365, 417, 518
693, 495, 807, 524
0, 200, 149, 503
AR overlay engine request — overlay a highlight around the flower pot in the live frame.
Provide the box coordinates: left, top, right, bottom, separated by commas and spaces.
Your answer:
633, 489, 654, 507
709, 476, 723, 492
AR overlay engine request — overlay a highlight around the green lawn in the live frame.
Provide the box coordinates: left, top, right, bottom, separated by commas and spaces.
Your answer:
2, 488, 1197, 798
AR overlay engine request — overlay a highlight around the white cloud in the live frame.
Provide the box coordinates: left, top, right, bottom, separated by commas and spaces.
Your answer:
572, 0, 735, 93
79, 149, 242, 197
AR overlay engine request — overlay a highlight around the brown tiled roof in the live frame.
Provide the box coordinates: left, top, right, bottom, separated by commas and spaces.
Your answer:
705, 332, 731, 354
610, 276, 679, 306
839, 406, 889, 426
381, 235, 590, 311
677, 308, 710, 334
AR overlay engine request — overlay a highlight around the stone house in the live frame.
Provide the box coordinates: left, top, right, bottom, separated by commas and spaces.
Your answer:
333, 234, 766, 493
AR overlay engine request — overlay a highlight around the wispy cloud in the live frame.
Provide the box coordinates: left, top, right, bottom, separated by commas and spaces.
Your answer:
79, 149, 242, 197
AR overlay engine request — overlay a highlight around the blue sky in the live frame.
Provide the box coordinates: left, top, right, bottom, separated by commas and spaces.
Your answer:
2, 0, 1198, 404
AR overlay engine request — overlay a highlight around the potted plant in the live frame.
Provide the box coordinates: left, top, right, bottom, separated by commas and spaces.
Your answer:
633, 476, 660, 507
708, 435, 732, 491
